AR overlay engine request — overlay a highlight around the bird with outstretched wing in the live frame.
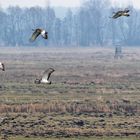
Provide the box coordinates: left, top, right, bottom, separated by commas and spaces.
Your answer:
34, 68, 55, 84
111, 9, 130, 19
29, 28, 48, 42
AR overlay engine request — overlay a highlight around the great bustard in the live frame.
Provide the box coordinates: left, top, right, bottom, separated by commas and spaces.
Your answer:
34, 68, 55, 84
111, 9, 130, 19
29, 28, 48, 42
0, 62, 5, 71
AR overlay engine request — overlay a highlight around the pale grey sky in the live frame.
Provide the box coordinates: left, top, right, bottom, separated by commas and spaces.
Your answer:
0, 0, 81, 8
0, 0, 140, 9
110, 0, 140, 9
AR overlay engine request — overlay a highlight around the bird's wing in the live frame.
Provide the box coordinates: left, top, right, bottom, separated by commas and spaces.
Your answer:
29, 29, 41, 42
125, 10, 130, 13
42, 68, 55, 81
124, 9, 130, 13
112, 11, 122, 19
0, 63, 2, 70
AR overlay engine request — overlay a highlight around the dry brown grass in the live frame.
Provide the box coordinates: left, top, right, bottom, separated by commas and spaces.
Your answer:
0, 100, 139, 114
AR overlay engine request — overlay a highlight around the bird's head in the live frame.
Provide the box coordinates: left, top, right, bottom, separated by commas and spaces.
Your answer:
1, 63, 5, 71
48, 81, 52, 84
50, 68, 55, 72
34, 79, 41, 84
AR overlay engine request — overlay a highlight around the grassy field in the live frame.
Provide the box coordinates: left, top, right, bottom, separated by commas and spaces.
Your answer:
0, 47, 140, 139
5, 136, 140, 140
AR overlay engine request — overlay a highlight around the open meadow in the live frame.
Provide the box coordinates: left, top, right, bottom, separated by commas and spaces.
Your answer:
0, 47, 140, 139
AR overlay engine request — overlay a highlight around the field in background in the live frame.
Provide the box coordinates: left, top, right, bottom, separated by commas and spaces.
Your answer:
3, 136, 140, 140
0, 47, 140, 139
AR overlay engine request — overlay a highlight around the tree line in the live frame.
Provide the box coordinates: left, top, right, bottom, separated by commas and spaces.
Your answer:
0, 0, 140, 47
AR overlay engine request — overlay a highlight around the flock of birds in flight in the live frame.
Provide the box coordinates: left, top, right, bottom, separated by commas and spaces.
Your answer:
0, 9, 130, 85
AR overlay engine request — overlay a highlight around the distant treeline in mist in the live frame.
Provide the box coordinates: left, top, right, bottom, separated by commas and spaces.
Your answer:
0, 0, 140, 47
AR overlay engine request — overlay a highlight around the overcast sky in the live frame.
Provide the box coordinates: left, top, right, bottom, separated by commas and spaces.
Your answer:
111, 0, 140, 9
0, 0, 140, 9
0, 0, 81, 8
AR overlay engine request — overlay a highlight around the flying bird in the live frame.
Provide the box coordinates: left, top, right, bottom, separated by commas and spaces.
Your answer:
34, 68, 55, 84
0, 62, 5, 71
29, 28, 48, 42
111, 9, 130, 19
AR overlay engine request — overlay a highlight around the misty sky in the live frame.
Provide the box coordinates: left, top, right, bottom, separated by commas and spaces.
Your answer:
0, 0, 140, 9
111, 0, 140, 9
0, 0, 81, 8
